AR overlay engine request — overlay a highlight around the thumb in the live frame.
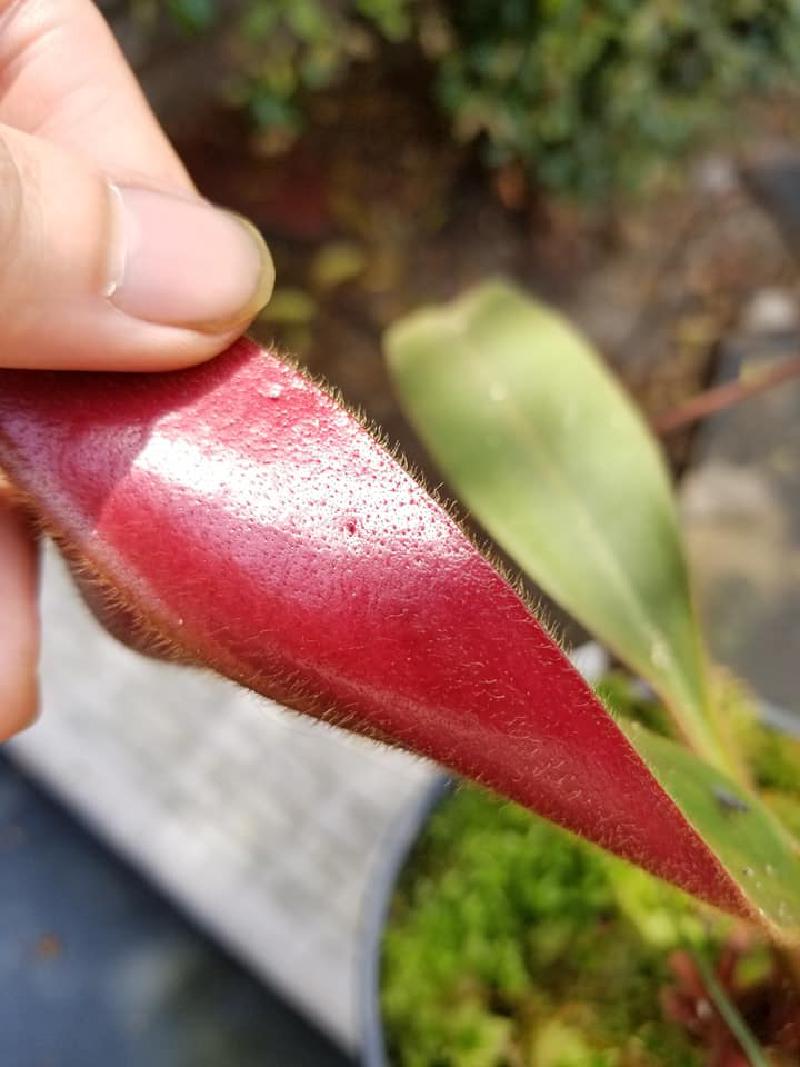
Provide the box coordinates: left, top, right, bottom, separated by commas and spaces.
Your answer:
0, 124, 274, 371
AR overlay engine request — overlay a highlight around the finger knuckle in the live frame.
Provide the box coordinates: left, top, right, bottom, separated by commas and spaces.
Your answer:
0, 135, 24, 263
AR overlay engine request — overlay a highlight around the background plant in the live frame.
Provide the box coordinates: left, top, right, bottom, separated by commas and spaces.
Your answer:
155, 0, 800, 196
382, 281, 800, 1064
386, 280, 800, 835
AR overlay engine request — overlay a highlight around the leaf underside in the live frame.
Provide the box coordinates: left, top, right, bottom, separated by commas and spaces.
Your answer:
0, 339, 797, 937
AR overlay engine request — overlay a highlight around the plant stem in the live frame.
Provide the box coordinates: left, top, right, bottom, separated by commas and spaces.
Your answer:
654, 356, 800, 435
690, 950, 770, 1067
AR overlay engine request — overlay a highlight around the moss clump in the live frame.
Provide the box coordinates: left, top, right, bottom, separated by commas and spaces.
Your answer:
381, 785, 739, 1067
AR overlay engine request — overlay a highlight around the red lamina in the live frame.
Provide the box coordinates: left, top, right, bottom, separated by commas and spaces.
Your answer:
0, 339, 750, 918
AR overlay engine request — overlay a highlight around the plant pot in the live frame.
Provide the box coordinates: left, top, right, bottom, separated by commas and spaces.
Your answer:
358, 679, 800, 1067
360, 772, 451, 1067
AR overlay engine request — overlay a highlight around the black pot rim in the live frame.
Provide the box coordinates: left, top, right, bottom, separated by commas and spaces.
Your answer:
358, 774, 451, 1067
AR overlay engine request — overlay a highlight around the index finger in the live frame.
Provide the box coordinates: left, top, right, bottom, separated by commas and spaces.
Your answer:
0, 484, 38, 741
0, 0, 192, 190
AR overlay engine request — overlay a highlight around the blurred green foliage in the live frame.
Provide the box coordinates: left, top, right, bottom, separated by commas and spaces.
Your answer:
437, 0, 800, 197
160, 0, 800, 197
722, 675, 800, 843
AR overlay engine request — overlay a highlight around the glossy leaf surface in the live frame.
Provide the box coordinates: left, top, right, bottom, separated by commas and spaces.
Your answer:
0, 339, 797, 933
385, 282, 726, 771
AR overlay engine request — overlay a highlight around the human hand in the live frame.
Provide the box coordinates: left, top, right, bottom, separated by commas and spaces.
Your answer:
0, 0, 275, 740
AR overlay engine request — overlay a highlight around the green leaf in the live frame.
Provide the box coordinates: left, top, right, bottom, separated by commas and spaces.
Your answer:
385, 281, 731, 774
623, 722, 800, 939
166, 0, 216, 33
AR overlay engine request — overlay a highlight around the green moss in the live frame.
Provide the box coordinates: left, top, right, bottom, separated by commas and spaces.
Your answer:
748, 724, 800, 799
762, 791, 800, 843
381, 784, 734, 1067
714, 673, 800, 844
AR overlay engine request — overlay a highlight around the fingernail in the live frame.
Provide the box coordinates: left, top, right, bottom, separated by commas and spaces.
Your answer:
106, 184, 274, 331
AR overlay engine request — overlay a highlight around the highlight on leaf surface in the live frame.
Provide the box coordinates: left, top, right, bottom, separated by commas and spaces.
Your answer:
0, 339, 799, 938
385, 281, 733, 776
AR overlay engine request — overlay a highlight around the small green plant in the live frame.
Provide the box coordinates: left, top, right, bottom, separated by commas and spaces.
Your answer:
159, 0, 800, 196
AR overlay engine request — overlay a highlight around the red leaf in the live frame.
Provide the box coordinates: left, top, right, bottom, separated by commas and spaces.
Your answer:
0, 340, 751, 917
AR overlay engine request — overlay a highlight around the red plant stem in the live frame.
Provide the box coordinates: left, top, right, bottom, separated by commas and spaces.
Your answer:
653, 356, 800, 436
